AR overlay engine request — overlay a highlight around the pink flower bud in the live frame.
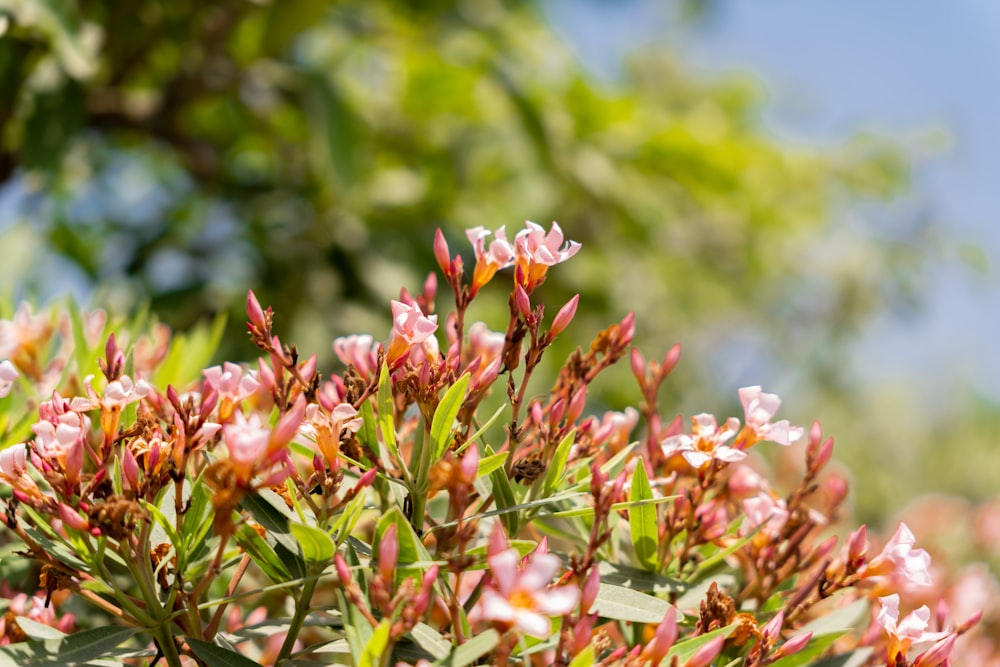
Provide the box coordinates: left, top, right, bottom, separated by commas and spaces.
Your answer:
353, 467, 378, 492
618, 312, 635, 348
811, 535, 838, 562
122, 447, 139, 490
550, 294, 579, 337
581, 567, 600, 613
514, 285, 531, 319
269, 396, 306, 454
247, 290, 267, 329
412, 565, 440, 617
378, 525, 399, 584
630, 348, 647, 385
567, 386, 587, 424
848, 525, 868, 567
300, 354, 317, 383
433, 228, 452, 276
683, 635, 724, 667
423, 272, 437, 303
549, 398, 565, 426
460, 445, 480, 482
335, 554, 352, 585
647, 607, 678, 666
761, 611, 784, 642
58, 503, 90, 532
660, 344, 681, 379
773, 632, 812, 659
571, 613, 595, 656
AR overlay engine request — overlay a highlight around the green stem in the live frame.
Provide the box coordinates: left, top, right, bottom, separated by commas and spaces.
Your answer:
277, 574, 319, 662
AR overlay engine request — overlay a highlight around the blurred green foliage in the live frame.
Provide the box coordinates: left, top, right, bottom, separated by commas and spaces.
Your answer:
0, 0, 951, 520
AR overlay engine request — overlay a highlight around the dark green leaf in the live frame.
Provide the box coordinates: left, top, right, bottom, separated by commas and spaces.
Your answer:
187, 637, 263, 667
0, 626, 137, 667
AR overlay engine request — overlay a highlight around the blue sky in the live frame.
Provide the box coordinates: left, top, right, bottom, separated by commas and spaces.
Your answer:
547, 0, 1000, 400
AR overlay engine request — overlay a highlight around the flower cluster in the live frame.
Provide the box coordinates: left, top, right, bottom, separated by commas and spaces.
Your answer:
0, 221, 987, 667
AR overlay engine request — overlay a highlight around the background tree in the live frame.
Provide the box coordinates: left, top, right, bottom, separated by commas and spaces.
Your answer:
0, 0, 950, 521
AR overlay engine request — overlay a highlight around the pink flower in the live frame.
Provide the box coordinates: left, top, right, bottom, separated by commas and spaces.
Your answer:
741, 493, 790, 539
203, 362, 260, 421
333, 334, 378, 380
467, 226, 515, 295
512, 221, 581, 292
660, 414, 745, 470
221, 401, 302, 487
385, 301, 438, 369
0, 360, 17, 398
876, 594, 950, 662
737, 386, 803, 447
471, 527, 580, 638
591, 407, 639, 453
864, 522, 933, 588
0, 443, 43, 502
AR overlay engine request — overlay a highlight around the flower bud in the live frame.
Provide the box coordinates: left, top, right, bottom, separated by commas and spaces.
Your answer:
58, 503, 90, 532
550, 294, 579, 337
335, 554, 352, 585
683, 635, 723, 667
566, 386, 587, 424
247, 290, 267, 330
761, 611, 784, 642
581, 567, 600, 613
847, 524, 867, 568
772, 632, 813, 660
618, 312, 635, 348
378, 525, 399, 584
514, 285, 531, 320
630, 348, 647, 386
434, 228, 452, 276
659, 344, 681, 379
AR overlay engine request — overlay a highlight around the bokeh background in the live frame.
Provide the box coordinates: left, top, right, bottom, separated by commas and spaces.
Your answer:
1, 0, 998, 555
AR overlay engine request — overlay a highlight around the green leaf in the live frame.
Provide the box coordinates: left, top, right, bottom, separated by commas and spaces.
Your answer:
0, 626, 137, 667
360, 619, 392, 667
591, 584, 674, 624
431, 373, 470, 460
568, 646, 595, 667
476, 451, 507, 479
408, 623, 451, 661
376, 363, 399, 459
629, 458, 659, 571
541, 429, 574, 495
358, 399, 380, 455
434, 628, 499, 667
804, 649, 875, 667
488, 468, 520, 536
596, 561, 685, 595
187, 637, 263, 667
234, 522, 293, 583
289, 521, 335, 567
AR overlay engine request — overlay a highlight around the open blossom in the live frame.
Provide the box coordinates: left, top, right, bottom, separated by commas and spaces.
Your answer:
471, 526, 579, 638
221, 398, 304, 486
333, 334, 378, 380
512, 221, 581, 292
467, 226, 515, 295
0, 593, 75, 644
661, 414, 745, 470
0, 443, 43, 502
864, 522, 933, 589
876, 594, 950, 663
741, 492, 790, 539
305, 402, 362, 465
385, 300, 438, 369
203, 362, 260, 421
737, 386, 804, 447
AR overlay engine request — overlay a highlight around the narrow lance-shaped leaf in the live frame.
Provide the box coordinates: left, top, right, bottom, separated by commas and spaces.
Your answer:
629, 457, 659, 571
431, 373, 470, 460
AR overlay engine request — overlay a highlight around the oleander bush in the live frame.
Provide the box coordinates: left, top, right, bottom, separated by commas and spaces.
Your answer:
0, 222, 988, 666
